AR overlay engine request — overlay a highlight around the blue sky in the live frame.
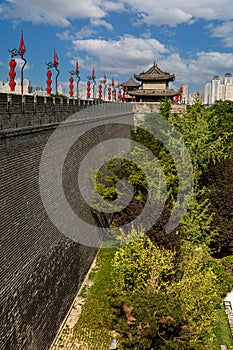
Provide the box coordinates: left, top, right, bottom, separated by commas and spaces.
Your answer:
1, 0, 233, 94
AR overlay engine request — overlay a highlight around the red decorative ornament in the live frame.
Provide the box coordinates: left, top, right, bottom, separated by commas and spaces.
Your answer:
9, 59, 17, 92
92, 68, 95, 80
87, 81, 91, 99
112, 77, 114, 87
69, 76, 74, 98
46, 70, 52, 96
9, 80, 16, 91
9, 59, 17, 70
98, 84, 102, 100
9, 70, 16, 80
108, 87, 111, 101
103, 73, 107, 84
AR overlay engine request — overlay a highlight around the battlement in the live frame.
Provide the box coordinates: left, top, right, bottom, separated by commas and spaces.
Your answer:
0, 92, 105, 130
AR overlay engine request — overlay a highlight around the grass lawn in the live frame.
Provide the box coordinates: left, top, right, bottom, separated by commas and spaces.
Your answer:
213, 306, 233, 349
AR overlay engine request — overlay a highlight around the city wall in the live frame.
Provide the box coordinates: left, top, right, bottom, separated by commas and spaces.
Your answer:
0, 99, 134, 350
0, 92, 104, 130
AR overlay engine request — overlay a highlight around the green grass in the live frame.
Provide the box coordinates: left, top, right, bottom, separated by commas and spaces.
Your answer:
213, 306, 233, 349
71, 247, 120, 350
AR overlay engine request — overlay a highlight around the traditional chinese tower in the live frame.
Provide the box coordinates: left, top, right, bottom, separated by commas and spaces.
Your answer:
128, 62, 177, 102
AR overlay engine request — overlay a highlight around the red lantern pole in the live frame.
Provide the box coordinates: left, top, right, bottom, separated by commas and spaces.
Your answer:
113, 88, 116, 102
9, 59, 17, 92
46, 70, 52, 96
69, 76, 74, 98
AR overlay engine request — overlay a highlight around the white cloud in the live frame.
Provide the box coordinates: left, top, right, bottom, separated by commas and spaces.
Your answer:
72, 35, 169, 74
2, 0, 107, 26
123, 0, 233, 26
3, 0, 233, 28
90, 19, 113, 31
210, 21, 233, 47
159, 51, 233, 87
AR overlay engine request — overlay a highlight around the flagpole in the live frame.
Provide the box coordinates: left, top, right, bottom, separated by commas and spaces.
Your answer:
55, 66, 60, 96
21, 56, 27, 95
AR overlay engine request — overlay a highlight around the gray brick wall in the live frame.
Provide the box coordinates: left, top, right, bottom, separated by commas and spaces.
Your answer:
0, 103, 134, 349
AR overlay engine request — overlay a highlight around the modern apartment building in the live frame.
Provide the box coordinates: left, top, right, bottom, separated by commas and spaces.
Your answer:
204, 73, 233, 104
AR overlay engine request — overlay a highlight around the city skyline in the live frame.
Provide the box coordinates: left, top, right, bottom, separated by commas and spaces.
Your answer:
1, 1, 233, 94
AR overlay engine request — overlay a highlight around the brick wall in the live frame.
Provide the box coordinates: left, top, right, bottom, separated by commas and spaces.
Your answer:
0, 93, 103, 130
0, 103, 134, 349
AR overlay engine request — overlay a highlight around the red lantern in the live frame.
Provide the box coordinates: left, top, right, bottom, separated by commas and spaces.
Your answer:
108, 87, 111, 101
9, 59, 17, 70
98, 84, 102, 100
9, 59, 17, 92
87, 81, 91, 99
46, 70, 52, 96
9, 70, 16, 80
103, 73, 107, 84
69, 76, 74, 98
46, 70, 52, 78
46, 87, 52, 95
9, 80, 16, 91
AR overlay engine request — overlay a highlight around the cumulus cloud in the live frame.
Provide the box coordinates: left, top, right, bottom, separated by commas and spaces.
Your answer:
1, 0, 107, 26
159, 51, 233, 87
3, 0, 233, 28
210, 21, 233, 47
72, 35, 169, 74
90, 18, 113, 31
123, 0, 233, 26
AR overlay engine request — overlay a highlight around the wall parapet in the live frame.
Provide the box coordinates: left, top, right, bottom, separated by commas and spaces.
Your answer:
0, 93, 106, 130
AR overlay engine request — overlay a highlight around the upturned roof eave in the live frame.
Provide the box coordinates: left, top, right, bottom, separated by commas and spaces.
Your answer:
134, 73, 175, 82
128, 89, 177, 97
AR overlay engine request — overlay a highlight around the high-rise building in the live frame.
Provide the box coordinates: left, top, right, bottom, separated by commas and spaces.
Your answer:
204, 83, 211, 105
182, 84, 189, 104
224, 73, 233, 85
204, 72, 233, 104
211, 75, 220, 104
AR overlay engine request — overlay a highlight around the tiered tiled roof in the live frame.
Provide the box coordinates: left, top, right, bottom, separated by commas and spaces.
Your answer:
134, 62, 175, 82
123, 77, 140, 88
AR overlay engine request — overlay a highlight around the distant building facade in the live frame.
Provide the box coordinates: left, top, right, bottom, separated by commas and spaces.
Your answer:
204, 73, 233, 104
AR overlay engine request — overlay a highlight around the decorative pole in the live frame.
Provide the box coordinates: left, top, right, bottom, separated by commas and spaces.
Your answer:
46, 49, 60, 96
99, 73, 107, 101
118, 80, 122, 102
8, 31, 27, 94
68, 61, 80, 99
103, 73, 107, 101
112, 77, 116, 102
